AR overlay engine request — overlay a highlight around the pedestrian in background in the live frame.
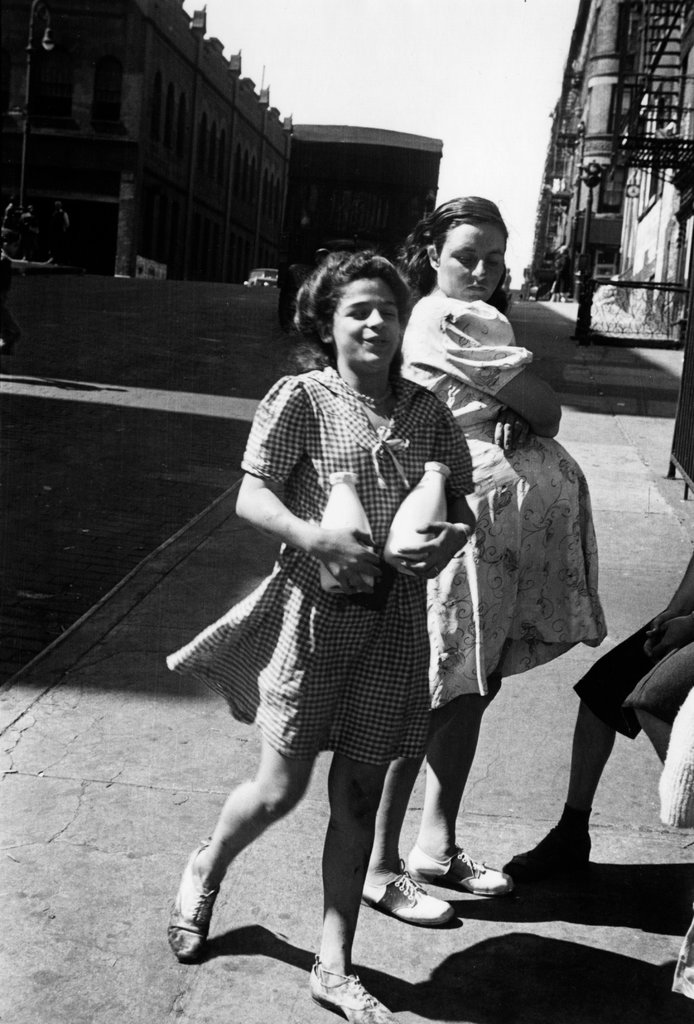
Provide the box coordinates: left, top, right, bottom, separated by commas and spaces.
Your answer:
0, 252, 21, 356
166, 250, 475, 1022
363, 197, 606, 926
19, 205, 39, 262
550, 245, 572, 302
49, 201, 70, 264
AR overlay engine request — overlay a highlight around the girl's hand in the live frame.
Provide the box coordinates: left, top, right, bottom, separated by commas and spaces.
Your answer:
313, 527, 381, 593
644, 614, 694, 661
394, 521, 472, 577
494, 407, 530, 451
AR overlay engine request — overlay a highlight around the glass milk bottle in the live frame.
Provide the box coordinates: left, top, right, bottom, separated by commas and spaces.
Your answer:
319, 471, 374, 592
383, 461, 450, 575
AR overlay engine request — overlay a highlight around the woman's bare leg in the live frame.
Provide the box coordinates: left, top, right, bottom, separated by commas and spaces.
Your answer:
416, 693, 492, 859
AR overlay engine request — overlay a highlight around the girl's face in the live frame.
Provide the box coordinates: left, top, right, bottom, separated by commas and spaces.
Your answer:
328, 277, 402, 383
429, 222, 506, 303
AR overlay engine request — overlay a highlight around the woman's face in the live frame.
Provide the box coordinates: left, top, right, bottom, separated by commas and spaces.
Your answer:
328, 277, 402, 382
430, 222, 506, 302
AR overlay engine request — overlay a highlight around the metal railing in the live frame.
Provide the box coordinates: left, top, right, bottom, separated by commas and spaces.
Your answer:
576, 278, 689, 347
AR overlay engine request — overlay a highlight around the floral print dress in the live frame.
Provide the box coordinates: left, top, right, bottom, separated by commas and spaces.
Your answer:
402, 293, 607, 703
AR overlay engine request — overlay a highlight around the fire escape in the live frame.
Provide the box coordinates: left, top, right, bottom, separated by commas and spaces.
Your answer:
617, 0, 693, 189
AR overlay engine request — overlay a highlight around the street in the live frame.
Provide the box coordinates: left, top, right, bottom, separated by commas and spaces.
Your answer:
1, 279, 693, 1023
0, 277, 289, 682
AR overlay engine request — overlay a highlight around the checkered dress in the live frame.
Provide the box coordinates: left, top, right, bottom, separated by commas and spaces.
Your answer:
167, 368, 472, 765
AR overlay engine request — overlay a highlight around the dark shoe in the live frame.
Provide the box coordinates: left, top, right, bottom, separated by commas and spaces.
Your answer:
168, 841, 219, 962
310, 958, 395, 1023
504, 826, 591, 882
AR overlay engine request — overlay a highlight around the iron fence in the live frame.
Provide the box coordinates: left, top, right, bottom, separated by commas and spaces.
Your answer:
576, 279, 689, 347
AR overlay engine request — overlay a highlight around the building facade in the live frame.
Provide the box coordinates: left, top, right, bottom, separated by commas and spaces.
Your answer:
1, 0, 291, 279
281, 124, 442, 270
531, 0, 693, 297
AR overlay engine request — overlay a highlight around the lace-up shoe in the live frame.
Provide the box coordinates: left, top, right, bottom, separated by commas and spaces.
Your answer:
310, 958, 395, 1023
362, 866, 454, 926
407, 843, 513, 896
168, 841, 219, 962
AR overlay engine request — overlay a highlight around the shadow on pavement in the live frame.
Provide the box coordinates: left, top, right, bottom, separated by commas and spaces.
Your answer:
447, 861, 693, 935
202, 923, 687, 1023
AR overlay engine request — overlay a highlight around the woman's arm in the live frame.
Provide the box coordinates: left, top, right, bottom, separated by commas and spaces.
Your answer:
494, 367, 562, 437
236, 473, 380, 591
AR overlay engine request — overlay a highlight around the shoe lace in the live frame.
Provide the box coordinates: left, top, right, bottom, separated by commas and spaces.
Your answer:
347, 976, 380, 1009
394, 870, 425, 904
455, 849, 485, 879
191, 888, 216, 925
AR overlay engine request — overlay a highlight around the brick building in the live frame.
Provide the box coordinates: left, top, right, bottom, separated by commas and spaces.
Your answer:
1, 0, 291, 279
531, 0, 693, 296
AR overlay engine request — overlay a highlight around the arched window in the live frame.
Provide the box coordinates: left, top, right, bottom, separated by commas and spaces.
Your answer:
197, 113, 207, 172
1, 50, 9, 114
92, 56, 122, 121
242, 151, 249, 201
150, 70, 162, 139
208, 122, 217, 178
218, 130, 226, 183
176, 94, 187, 157
249, 156, 257, 202
163, 83, 175, 147
33, 47, 73, 117
233, 146, 241, 196
261, 169, 269, 214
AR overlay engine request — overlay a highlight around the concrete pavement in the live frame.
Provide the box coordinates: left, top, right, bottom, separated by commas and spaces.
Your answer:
1, 297, 693, 1024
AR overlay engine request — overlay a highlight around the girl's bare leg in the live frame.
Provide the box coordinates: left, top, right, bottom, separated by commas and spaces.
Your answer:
318, 753, 388, 975
195, 738, 315, 889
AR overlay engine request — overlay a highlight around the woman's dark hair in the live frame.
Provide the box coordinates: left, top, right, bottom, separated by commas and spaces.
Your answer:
293, 250, 411, 370
399, 196, 509, 313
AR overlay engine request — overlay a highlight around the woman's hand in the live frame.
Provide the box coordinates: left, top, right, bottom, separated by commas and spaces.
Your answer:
644, 612, 694, 661
494, 407, 530, 451
393, 521, 472, 578
312, 527, 381, 593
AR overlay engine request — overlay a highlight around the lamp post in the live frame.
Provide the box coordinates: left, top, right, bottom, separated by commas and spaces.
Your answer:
573, 159, 603, 303
19, 0, 54, 210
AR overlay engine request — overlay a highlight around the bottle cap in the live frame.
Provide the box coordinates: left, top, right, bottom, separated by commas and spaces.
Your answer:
423, 461, 451, 478
328, 471, 357, 485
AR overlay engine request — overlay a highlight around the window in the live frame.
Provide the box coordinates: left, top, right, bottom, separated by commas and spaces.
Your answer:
208, 123, 217, 178
176, 95, 186, 157
197, 114, 207, 172
233, 146, 241, 196
163, 83, 175, 147
150, 71, 162, 139
218, 130, 226, 183
1, 50, 9, 113
33, 47, 73, 117
93, 57, 122, 121
242, 151, 249, 201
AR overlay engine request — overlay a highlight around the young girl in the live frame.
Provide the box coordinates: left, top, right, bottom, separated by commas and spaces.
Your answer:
166, 251, 475, 1023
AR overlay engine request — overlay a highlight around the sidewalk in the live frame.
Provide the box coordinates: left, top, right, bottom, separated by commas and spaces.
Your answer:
2, 300, 693, 1024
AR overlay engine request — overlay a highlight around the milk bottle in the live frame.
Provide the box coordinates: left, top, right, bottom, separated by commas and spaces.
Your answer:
383, 461, 450, 575
319, 471, 375, 592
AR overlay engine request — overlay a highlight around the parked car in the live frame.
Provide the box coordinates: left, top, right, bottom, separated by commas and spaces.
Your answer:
244, 267, 278, 288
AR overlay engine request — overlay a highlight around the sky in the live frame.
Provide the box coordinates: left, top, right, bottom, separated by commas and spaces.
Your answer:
183, 0, 581, 283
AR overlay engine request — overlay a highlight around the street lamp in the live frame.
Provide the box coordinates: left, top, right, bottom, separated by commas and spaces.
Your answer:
19, 0, 54, 210
573, 159, 603, 303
